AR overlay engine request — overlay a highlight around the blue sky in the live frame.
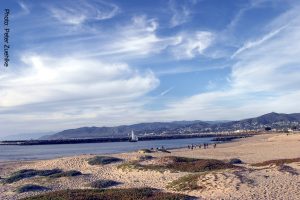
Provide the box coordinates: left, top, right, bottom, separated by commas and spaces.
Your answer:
0, 0, 300, 136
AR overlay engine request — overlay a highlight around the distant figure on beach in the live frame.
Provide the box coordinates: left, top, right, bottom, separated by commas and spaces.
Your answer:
214, 143, 217, 148
188, 145, 190, 149
199, 144, 202, 149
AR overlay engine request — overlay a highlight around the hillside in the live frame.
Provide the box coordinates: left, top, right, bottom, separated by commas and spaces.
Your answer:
41, 112, 300, 140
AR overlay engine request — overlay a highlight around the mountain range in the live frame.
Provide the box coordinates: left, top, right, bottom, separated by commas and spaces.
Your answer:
41, 112, 300, 140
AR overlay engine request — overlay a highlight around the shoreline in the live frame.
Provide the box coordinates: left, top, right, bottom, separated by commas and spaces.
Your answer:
0, 135, 248, 162
1, 133, 300, 200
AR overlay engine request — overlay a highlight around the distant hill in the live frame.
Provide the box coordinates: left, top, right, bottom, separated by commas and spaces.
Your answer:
41, 112, 300, 140
213, 112, 300, 131
40, 120, 209, 140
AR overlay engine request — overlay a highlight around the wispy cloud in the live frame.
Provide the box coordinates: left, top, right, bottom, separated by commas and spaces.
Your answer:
169, 0, 193, 27
75, 15, 180, 59
155, 64, 230, 76
170, 31, 214, 59
231, 25, 287, 58
48, 0, 119, 25
160, 87, 174, 96
154, 5, 300, 121
18, 1, 30, 15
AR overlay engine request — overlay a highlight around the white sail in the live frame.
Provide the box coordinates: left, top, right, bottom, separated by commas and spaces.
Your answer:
131, 130, 138, 141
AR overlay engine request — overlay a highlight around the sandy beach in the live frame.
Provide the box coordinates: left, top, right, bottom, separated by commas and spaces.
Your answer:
1, 133, 300, 200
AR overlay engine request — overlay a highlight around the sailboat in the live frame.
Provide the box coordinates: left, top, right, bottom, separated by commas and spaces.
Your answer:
129, 130, 138, 142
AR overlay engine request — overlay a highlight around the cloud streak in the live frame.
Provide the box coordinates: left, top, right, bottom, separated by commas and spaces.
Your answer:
48, 0, 119, 25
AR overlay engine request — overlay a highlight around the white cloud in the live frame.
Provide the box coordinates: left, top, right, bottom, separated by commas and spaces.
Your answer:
0, 54, 160, 134
171, 31, 214, 59
49, 0, 119, 25
0, 55, 159, 108
81, 15, 180, 58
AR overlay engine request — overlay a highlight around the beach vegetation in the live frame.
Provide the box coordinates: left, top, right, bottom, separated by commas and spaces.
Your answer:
4, 169, 62, 183
118, 156, 238, 173
90, 179, 121, 188
167, 174, 203, 191
88, 156, 122, 165
21, 188, 193, 200
252, 157, 300, 167
17, 184, 49, 193
48, 170, 82, 178
228, 158, 243, 164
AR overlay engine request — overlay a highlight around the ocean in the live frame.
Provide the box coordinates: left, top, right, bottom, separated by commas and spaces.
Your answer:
0, 137, 214, 161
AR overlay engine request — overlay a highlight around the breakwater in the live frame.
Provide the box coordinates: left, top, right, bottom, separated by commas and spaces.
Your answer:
0, 134, 254, 145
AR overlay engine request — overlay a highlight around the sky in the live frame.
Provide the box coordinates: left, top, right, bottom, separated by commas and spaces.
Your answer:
0, 0, 300, 137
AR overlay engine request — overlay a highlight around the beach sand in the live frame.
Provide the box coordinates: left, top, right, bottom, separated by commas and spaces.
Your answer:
0, 133, 299, 200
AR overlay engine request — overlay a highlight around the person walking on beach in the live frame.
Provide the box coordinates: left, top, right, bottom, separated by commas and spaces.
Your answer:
214, 143, 217, 148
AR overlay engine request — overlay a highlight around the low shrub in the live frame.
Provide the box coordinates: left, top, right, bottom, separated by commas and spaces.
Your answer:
90, 179, 121, 188
17, 184, 49, 193
21, 188, 193, 200
5, 169, 62, 183
228, 158, 243, 164
88, 156, 122, 165
119, 156, 238, 173
166, 157, 237, 172
49, 170, 82, 178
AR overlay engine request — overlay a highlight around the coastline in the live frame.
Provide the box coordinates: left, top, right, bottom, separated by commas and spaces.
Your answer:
1, 133, 300, 200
